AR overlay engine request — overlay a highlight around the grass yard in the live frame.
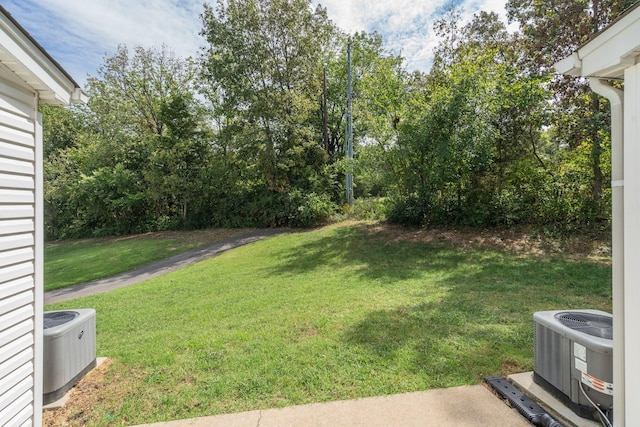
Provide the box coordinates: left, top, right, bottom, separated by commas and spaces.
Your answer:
44, 228, 251, 291
43, 222, 612, 426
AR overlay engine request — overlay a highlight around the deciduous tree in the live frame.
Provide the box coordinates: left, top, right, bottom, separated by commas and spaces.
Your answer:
201, 0, 336, 192
506, 0, 637, 216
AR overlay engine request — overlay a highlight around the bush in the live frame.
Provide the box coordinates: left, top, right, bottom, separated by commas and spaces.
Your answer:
288, 190, 335, 228
207, 188, 336, 229
384, 194, 428, 227
349, 197, 387, 221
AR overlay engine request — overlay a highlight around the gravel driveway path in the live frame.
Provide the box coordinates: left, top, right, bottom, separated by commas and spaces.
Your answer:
44, 229, 287, 305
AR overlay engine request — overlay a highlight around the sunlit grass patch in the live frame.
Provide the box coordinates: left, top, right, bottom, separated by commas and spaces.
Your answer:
45, 222, 611, 426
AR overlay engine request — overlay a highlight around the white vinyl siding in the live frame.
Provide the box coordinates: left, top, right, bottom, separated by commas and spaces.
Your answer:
0, 73, 39, 427
0, 9, 81, 426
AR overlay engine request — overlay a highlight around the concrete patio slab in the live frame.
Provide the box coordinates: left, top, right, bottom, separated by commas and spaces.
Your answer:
509, 372, 601, 427
132, 385, 532, 427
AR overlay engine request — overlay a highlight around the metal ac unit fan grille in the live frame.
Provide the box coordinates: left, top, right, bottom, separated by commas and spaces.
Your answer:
44, 311, 79, 329
555, 312, 613, 339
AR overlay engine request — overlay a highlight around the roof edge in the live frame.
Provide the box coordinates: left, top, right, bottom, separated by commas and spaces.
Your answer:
0, 6, 87, 105
0, 5, 81, 89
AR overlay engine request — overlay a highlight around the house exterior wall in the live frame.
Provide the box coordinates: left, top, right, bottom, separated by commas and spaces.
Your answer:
623, 63, 640, 427
0, 70, 42, 426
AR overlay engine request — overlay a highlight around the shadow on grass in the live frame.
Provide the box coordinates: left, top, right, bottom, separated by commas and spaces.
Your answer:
269, 224, 612, 382
268, 224, 470, 281
342, 303, 531, 385
340, 245, 611, 382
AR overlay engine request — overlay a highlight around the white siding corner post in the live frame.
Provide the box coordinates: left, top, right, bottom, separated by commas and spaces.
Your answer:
589, 78, 624, 426
622, 64, 640, 427
33, 107, 43, 427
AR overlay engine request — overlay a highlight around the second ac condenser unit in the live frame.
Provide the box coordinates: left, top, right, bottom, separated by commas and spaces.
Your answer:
43, 309, 96, 404
533, 309, 613, 422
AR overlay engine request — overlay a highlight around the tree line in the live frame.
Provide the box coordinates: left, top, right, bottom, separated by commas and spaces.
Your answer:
42, 0, 638, 239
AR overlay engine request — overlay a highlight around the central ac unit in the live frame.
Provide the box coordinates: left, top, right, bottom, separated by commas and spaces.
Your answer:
43, 309, 96, 405
533, 309, 613, 422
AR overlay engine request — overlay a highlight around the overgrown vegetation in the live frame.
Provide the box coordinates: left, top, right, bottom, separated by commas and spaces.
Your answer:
44, 224, 612, 426
42, 0, 638, 239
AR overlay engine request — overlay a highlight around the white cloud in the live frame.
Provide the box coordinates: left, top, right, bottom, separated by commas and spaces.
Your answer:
36, 0, 205, 54
313, 0, 509, 71
3, 0, 508, 87
3, 0, 206, 85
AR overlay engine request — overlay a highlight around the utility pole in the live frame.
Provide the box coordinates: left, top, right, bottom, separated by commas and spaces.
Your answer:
323, 66, 329, 154
346, 41, 354, 205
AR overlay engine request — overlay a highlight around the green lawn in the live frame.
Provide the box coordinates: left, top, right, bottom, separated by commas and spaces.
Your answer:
44, 229, 250, 291
45, 223, 612, 426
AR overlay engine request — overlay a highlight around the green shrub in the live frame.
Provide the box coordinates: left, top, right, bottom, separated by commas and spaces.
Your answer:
384, 194, 428, 227
288, 190, 335, 228
350, 197, 387, 221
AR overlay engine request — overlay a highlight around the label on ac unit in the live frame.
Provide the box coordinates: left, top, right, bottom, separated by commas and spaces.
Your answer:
581, 371, 613, 396
574, 342, 588, 373
575, 357, 588, 373
574, 342, 587, 361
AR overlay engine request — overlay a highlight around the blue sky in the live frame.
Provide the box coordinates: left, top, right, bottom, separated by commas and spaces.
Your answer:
3, 0, 509, 88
